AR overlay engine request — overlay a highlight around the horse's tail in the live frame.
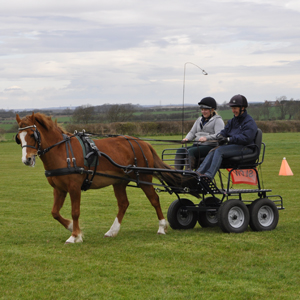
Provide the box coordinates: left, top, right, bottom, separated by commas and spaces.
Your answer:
148, 144, 201, 198
150, 147, 183, 187
148, 144, 200, 198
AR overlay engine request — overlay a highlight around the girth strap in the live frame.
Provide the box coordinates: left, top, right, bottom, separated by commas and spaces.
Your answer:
45, 167, 89, 177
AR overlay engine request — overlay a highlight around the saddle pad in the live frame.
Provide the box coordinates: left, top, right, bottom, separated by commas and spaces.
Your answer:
75, 136, 99, 167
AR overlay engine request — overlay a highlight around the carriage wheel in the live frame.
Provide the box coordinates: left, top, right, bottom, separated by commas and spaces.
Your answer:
249, 198, 279, 231
198, 197, 220, 228
167, 199, 197, 230
218, 199, 250, 233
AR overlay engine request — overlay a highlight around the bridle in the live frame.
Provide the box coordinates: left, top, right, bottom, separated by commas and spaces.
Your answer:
15, 125, 43, 156
15, 125, 72, 157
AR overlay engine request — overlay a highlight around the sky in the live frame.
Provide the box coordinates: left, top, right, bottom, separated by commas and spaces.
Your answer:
0, 0, 300, 110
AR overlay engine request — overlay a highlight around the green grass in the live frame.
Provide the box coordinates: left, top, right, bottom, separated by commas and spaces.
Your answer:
218, 109, 234, 120
1, 134, 300, 299
0, 119, 16, 131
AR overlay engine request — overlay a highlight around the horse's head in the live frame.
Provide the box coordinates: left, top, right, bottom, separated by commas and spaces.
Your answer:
15, 112, 41, 167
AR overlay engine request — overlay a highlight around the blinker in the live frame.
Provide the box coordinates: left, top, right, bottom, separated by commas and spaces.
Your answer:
15, 134, 21, 145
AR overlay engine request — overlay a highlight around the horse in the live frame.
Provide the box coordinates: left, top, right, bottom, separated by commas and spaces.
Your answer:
15, 112, 183, 243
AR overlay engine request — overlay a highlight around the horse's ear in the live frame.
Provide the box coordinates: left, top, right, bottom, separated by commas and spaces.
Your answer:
16, 114, 21, 124
31, 111, 35, 123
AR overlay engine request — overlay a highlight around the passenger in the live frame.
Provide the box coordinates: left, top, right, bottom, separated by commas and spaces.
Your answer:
175, 97, 224, 170
196, 94, 257, 179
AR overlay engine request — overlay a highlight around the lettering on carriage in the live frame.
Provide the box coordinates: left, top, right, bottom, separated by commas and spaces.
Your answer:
233, 169, 254, 178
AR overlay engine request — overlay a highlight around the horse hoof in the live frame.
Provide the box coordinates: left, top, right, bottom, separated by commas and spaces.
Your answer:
65, 234, 83, 244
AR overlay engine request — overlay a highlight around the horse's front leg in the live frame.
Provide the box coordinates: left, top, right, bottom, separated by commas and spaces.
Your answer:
51, 188, 73, 232
65, 187, 83, 244
104, 183, 129, 237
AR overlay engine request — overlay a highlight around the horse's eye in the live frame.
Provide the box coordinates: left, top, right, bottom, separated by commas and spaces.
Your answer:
30, 134, 34, 138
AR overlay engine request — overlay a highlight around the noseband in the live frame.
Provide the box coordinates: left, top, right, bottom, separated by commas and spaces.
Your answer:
16, 125, 43, 156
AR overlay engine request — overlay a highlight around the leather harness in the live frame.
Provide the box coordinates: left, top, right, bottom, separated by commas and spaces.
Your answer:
16, 126, 150, 191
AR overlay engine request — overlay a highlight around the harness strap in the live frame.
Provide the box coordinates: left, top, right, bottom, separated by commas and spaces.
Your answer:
119, 135, 149, 168
120, 136, 137, 166
132, 138, 149, 168
45, 167, 89, 177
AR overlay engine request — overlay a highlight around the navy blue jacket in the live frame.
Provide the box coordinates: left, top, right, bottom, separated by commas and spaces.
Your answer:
220, 110, 257, 145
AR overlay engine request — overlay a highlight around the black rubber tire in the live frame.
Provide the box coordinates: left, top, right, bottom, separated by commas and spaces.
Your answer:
249, 198, 279, 231
218, 199, 250, 233
198, 197, 221, 228
167, 199, 198, 230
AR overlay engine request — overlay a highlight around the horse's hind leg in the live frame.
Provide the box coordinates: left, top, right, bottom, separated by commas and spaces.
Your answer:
104, 183, 129, 237
51, 188, 73, 231
140, 183, 168, 235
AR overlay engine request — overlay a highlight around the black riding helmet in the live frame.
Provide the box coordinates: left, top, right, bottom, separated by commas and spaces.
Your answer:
228, 94, 248, 108
198, 97, 217, 109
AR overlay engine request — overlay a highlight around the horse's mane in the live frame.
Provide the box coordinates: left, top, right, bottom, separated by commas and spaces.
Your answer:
26, 112, 67, 134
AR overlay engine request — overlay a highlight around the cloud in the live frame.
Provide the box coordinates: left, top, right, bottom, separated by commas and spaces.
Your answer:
0, 0, 299, 109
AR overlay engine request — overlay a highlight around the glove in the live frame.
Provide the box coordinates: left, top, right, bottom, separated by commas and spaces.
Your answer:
217, 134, 230, 145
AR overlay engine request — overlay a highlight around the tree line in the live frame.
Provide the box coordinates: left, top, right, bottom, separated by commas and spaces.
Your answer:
70, 97, 300, 124
1, 96, 299, 124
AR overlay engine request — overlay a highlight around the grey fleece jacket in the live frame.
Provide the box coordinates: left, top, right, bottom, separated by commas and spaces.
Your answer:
184, 114, 225, 146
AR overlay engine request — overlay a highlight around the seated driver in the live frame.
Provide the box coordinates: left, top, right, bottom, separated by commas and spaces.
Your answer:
175, 97, 224, 170
196, 94, 257, 179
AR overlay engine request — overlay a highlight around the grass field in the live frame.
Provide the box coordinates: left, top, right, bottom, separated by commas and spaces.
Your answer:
1, 133, 300, 299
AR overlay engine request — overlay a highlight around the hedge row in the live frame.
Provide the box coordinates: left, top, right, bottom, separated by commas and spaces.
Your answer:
65, 120, 300, 136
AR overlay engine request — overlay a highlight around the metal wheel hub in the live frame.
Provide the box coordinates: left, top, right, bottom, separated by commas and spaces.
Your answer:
177, 208, 193, 225
228, 206, 245, 228
206, 212, 218, 223
257, 205, 274, 227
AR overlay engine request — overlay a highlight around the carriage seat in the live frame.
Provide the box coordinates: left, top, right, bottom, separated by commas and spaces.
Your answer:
220, 128, 264, 169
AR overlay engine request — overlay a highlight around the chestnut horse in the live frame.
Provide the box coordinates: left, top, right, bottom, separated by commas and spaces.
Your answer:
16, 112, 182, 243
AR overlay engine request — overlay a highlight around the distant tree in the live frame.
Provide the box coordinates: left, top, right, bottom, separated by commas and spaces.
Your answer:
72, 105, 95, 124
62, 108, 73, 115
0, 109, 16, 119
247, 105, 261, 120
262, 101, 271, 120
105, 104, 134, 123
275, 96, 288, 120
217, 101, 228, 111
285, 99, 300, 120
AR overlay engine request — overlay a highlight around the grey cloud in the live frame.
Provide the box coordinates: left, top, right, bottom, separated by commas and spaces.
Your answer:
1, 0, 300, 109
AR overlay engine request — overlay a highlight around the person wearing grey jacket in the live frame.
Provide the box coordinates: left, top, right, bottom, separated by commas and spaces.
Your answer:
175, 97, 224, 170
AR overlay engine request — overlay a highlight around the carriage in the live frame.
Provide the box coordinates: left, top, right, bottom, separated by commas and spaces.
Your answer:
15, 112, 284, 243
161, 128, 284, 233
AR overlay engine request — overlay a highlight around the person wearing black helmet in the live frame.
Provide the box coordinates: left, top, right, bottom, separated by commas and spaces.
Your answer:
196, 94, 257, 179
175, 97, 224, 170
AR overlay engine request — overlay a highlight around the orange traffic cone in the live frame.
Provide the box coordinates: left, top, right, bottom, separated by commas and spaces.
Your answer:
279, 157, 293, 176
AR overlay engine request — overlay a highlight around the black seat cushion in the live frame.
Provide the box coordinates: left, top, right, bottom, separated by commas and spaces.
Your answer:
220, 128, 262, 168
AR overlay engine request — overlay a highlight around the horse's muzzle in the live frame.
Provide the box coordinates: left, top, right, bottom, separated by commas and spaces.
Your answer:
23, 155, 36, 167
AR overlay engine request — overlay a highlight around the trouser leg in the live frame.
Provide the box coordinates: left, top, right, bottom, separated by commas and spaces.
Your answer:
174, 147, 189, 170
197, 145, 253, 179
188, 145, 214, 169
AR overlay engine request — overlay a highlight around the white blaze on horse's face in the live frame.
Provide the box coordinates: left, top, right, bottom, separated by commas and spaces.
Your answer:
20, 131, 36, 167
